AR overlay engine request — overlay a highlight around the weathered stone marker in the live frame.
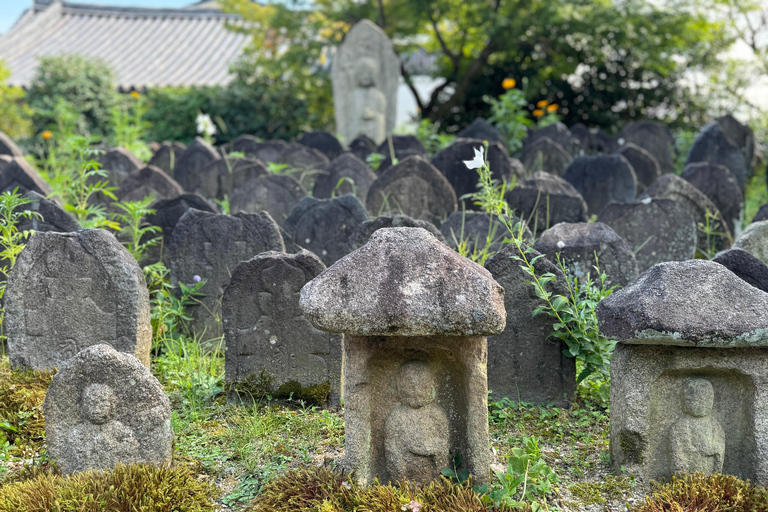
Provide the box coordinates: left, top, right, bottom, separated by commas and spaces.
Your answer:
223, 250, 343, 406
6, 229, 151, 370
597, 260, 768, 485
44, 344, 172, 475
300, 227, 505, 484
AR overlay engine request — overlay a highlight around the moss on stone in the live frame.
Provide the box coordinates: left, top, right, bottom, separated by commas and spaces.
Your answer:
0, 363, 55, 456
570, 475, 633, 505
226, 370, 331, 407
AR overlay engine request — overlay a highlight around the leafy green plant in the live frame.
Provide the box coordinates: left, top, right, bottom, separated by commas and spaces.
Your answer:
0, 362, 54, 457
365, 152, 385, 171
487, 83, 533, 154
633, 473, 768, 512
413, 118, 456, 156
110, 196, 161, 262
110, 91, 151, 162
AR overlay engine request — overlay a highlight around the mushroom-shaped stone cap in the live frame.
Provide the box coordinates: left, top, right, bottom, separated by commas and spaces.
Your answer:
596, 260, 768, 347
300, 227, 506, 336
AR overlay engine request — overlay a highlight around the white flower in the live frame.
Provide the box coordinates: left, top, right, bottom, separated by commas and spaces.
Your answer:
196, 113, 217, 137
463, 146, 485, 169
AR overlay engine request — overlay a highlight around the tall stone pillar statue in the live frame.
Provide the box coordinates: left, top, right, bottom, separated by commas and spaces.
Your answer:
332, 20, 400, 146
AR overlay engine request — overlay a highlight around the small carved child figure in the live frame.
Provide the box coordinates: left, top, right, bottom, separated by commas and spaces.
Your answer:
353, 57, 387, 145
670, 377, 725, 475
64, 383, 140, 473
384, 360, 450, 484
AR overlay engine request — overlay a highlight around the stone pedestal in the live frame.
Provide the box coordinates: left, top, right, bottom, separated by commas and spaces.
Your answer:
300, 227, 505, 485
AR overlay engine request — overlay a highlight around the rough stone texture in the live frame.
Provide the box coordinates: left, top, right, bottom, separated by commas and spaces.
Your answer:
0, 156, 53, 196
366, 155, 457, 226
457, 117, 505, 146
686, 122, 748, 191
230, 174, 307, 227
350, 214, 445, 249
375, 135, 427, 172
332, 20, 399, 145
94, 147, 142, 190
298, 131, 344, 160
618, 143, 661, 193
313, 153, 377, 205
300, 227, 504, 484
148, 141, 186, 178
485, 243, 576, 406
44, 344, 172, 475
14, 191, 80, 234
440, 211, 532, 256
639, 173, 733, 255
114, 165, 184, 203
0, 131, 23, 157
713, 248, 768, 294
349, 134, 377, 162
432, 139, 521, 210
301, 227, 505, 336
609, 342, 768, 485
169, 210, 285, 341
619, 121, 676, 175
505, 171, 588, 236
173, 136, 221, 194
520, 137, 573, 177
753, 203, 768, 223
277, 143, 330, 179
533, 222, 638, 287
6, 229, 151, 370
563, 154, 637, 216
681, 162, 743, 236
525, 123, 581, 156
732, 220, 768, 267
284, 195, 370, 267
231, 136, 289, 164
223, 250, 343, 405
570, 123, 615, 154
597, 260, 768, 346
145, 194, 217, 264
598, 199, 697, 273
717, 114, 755, 174
210, 157, 268, 201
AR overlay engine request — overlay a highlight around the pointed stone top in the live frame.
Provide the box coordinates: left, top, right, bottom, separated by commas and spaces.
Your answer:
300, 227, 506, 336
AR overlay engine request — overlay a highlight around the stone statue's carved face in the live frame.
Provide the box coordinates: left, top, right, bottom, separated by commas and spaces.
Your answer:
80, 383, 117, 425
682, 378, 714, 418
397, 360, 437, 409
355, 58, 378, 88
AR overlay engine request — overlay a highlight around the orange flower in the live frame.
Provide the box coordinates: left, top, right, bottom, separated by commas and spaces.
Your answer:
502, 78, 516, 90
536, 99, 549, 108
42, 130, 52, 140
546, 104, 558, 113
130, 91, 140, 99
533, 109, 544, 117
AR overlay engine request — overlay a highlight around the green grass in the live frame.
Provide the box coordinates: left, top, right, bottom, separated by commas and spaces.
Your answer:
743, 170, 768, 229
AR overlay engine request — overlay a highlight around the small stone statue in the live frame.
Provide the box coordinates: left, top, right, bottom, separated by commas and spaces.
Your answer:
670, 377, 725, 475
64, 384, 140, 473
352, 58, 387, 145
384, 360, 450, 483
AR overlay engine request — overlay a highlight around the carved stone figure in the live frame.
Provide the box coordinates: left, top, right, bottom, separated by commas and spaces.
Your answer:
332, 20, 400, 145
384, 360, 450, 484
670, 378, 725, 475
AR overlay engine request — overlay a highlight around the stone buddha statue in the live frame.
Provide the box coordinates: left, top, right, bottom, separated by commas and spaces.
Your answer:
352, 58, 387, 145
670, 377, 725, 475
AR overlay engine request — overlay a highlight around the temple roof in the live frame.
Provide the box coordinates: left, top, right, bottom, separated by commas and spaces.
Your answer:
0, 1, 250, 89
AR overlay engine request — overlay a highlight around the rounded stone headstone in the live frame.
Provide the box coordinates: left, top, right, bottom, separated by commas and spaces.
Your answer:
212, 157, 269, 201
639, 173, 732, 255
366, 155, 457, 226
570, 123, 615, 154
439, 211, 532, 256
505, 171, 588, 236
485, 243, 575, 406
349, 134, 378, 162
313, 153, 377, 205
617, 143, 661, 194
6, 229, 151, 370
753, 203, 768, 224
598, 198, 697, 273
717, 114, 754, 174
732, 220, 768, 267
173, 137, 221, 193
230, 174, 307, 227
0, 131, 23, 158
681, 162, 743, 236
44, 344, 172, 475
148, 141, 186, 178
231, 136, 289, 164
115, 165, 184, 203
686, 122, 748, 191
350, 214, 445, 249
375, 135, 427, 172
298, 131, 344, 160
146, 193, 217, 251
284, 194, 370, 266
14, 191, 80, 234
277, 142, 330, 174
563, 154, 637, 215
431, 139, 520, 210
94, 147, 143, 189
524, 123, 581, 156
519, 137, 573, 177
0, 156, 53, 197
533, 222, 639, 287
223, 250, 343, 405
713, 248, 768, 294
169, 210, 285, 339
619, 121, 675, 175
457, 117, 505, 146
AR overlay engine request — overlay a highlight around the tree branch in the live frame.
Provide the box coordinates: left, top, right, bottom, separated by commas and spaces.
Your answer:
400, 64, 425, 114
428, 11, 459, 71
